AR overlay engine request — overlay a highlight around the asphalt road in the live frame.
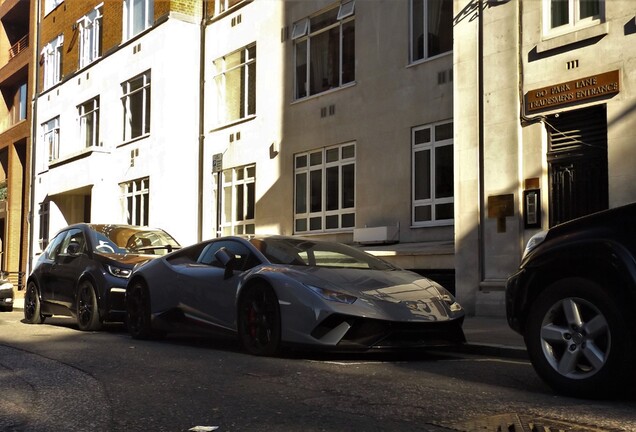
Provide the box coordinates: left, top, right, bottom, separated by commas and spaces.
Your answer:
1, 310, 635, 432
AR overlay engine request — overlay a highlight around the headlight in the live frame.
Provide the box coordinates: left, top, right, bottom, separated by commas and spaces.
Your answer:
306, 285, 357, 304
523, 230, 548, 259
107, 265, 132, 279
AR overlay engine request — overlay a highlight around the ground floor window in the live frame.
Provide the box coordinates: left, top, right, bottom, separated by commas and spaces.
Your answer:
294, 143, 355, 233
38, 200, 50, 250
121, 177, 149, 226
221, 165, 255, 236
412, 120, 454, 226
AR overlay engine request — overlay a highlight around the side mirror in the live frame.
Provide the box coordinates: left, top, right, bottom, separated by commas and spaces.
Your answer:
214, 247, 236, 279
66, 241, 82, 256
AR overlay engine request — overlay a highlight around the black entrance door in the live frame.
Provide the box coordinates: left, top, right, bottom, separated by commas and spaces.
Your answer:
547, 105, 608, 227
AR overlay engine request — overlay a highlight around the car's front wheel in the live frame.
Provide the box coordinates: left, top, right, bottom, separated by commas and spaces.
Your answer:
24, 282, 45, 324
76, 280, 102, 331
127, 280, 157, 339
237, 283, 281, 356
525, 277, 634, 398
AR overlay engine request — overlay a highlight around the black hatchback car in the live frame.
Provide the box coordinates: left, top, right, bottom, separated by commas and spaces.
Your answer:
25, 224, 180, 331
506, 203, 636, 398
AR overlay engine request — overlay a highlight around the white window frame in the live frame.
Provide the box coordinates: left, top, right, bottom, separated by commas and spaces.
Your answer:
214, 0, 246, 16
44, 0, 63, 15
42, 35, 63, 90
294, 143, 356, 234
121, 177, 149, 226
412, 121, 454, 227
292, 1, 356, 100
121, 70, 151, 142
78, 97, 100, 148
42, 116, 60, 165
213, 44, 256, 125
409, 0, 453, 63
543, 0, 604, 37
220, 165, 256, 236
123, 0, 154, 41
78, 5, 103, 69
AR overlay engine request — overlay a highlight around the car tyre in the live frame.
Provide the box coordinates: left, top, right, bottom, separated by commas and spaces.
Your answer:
127, 280, 160, 339
525, 277, 634, 398
24, 282, 45, 324
76, 280, 102, 331
238, 283, 282, 356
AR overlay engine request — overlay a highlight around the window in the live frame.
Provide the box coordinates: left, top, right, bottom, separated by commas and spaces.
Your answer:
410, 0, 453, 62
42, 35, 63, 89
78, 5, 103, 68
42, 117, 60, 163
122, 177, 149, 226
122, 71, 151, 141
212, 0, 245, 16
44, 0, 63, 15
78, 97, 100, 148
221, 165, 255, 236
123, 0, 153, 40
293, 1, 355, 99
12, 83, 27, 125
412, 121, 454, 226
294, 143, 355, 233
545, 0, 603, 35
213, 44, 256, 125
38, 201, 51, 250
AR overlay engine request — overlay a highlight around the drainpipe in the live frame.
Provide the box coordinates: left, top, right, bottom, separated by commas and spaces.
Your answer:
196, 0, 207, 243
27, 0, 42, 276
478, 0, 486, 283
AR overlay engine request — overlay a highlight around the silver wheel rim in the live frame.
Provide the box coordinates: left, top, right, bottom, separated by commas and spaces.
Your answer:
540, 297, 610, 379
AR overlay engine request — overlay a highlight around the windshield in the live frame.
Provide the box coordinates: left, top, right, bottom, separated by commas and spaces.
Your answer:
90, 225, 180, 256
251, 237, 396, 270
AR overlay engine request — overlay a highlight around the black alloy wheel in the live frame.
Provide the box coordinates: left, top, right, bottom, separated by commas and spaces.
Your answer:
127, 280, 157, 339
525, 277, 634, 398
237, 283, 282, 356
76, 280, 102, 331
24, 282, 45, 324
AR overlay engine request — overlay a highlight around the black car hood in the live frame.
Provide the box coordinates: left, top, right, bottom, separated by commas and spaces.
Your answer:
94, 252, 157, 267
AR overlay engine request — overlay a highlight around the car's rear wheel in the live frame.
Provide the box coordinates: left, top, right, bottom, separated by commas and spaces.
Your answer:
127, 280, 157, 339
237, 283, 281, 356
76, 280, 102, 331
24, 282, 45, 324
525, 277, 634, 398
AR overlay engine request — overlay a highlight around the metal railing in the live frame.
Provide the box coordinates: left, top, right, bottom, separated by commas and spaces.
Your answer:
3, 271, 25, 290
8, 35, 28, 59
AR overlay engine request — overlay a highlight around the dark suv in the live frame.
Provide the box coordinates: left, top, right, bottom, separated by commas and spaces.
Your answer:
506, 203, 636, 398
25, 224, 180, 331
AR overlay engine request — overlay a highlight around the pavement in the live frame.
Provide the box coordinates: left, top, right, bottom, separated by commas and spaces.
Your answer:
9, 291, 528, 359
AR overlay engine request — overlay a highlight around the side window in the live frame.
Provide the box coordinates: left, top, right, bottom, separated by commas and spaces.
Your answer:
45, 231, 66, 260
198, 240, 258, 271
60, 229, 86, 255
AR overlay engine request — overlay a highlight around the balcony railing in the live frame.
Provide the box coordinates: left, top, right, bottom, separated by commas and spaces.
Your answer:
8, 35, 28, 59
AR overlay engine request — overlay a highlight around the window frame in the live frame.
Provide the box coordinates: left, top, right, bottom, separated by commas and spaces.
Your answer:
409, 0, 453, 64
78, 4, 103, 69
42, 116, 60, 164
123, 0, 154, 41
220, 164, 256, 236
78, 96, 100, 149
292, 1, 356, 100
543, 0, 604, 38
121, 177, 150, 226
44, 0, 64, 15
121, 70, 151, 142
42, 35, 64, 90
212, 44, 257, 126
294, 142, 356, 234
412, 121, 454, 227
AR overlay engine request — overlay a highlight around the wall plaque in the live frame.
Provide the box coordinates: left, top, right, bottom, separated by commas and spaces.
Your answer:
525, 70, 619, 113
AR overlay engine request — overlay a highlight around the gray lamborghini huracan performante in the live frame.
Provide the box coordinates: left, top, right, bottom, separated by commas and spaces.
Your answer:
126, 235, 465, 356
